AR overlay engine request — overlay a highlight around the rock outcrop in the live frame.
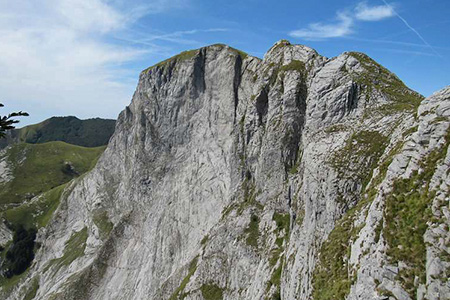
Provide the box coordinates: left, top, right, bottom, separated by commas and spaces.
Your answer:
2, 40, 449, 300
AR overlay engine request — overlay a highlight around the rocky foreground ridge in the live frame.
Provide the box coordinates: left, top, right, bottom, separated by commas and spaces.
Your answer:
2, 40, 449, 300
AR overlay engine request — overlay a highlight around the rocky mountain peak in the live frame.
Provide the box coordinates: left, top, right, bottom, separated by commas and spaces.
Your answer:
1, 42, 448, 300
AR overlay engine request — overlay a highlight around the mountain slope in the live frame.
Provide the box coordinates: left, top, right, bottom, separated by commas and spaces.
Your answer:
0, 142, 105, 207
2, 41, 449, 300
0, 116, 116, 149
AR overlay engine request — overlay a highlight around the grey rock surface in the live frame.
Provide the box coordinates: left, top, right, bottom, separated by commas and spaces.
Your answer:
2, 41, 449, 300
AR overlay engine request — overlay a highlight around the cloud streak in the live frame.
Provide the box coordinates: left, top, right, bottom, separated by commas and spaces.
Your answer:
355, 2, 394, 21
381, 0, 441, 57
289, 1, 394, 40
129, 28, 229, 45
290, 12, 353, 39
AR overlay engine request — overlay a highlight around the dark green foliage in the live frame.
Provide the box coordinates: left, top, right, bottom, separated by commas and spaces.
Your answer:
7, 116, 115, 148
200, 235, 209, 246
2, 226, 36, 278
245, 214, 260, 248
0, 103, 28, 138
200, 283, 224, 300
272, 212, 290, 236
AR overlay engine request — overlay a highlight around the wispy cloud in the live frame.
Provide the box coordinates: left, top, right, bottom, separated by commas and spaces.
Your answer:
355, 2, 394, 21
0, 0, 187, 125
290, 12, 353, 39
289, 1, 394, 40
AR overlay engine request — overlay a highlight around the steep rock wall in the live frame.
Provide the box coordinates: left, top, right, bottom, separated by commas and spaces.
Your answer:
3, 41, 449, 300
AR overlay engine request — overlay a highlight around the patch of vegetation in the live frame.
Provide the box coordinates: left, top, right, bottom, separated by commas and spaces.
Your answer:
331, 130, 389, 190
431, 116, 449, 124
244, 214, 260, 248
200, 284, 224, 300
92, 210, 114, 239
0, 268, 30, 296
145, 49, 198, 72
23, 276, 39, 300
237, 178, 263, 215
312, 138, 406, 300
265, 212, 291, 298
4, 183, 68, 230
324, 124, 347, 134
168, 256, 198, 300
270, 40, 291, 52
383, 128, 450, 298
402, 125, 418, 138
374, 219, 383, 243
376, 287, 395, 299
46, 227, 88, 273
265, 257, 284, 300
311, 202, 365, 300
0, 141, 105, 205
200, 235, 209, 246
273, 212, 290, 239
288, 148, 302, 175
1, 226, 36, 278
366, 141, 404, 200
9, 116, 115, 148
348, 52, 423, 114
279, 60, 305, 73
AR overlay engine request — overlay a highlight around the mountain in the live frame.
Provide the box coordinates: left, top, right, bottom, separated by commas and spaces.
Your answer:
1, 41, 449, 300
0, 116, 116, 149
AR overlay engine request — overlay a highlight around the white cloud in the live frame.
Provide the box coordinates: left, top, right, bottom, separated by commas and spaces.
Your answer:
289, 12, 353, 39
355, 2, 394, 21
0, 0, 184, 125
289, 1, 394, 40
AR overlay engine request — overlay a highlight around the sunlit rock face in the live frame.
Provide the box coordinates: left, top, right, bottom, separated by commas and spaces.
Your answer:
3, 41, 449, 300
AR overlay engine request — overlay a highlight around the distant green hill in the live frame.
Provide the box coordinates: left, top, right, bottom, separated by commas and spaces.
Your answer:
0, 116, 116, 149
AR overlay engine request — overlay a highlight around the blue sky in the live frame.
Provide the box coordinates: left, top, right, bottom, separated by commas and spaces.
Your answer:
1, 0, 449, 126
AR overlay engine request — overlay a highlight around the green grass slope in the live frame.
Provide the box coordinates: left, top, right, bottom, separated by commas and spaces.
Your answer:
0, 141, 105, 208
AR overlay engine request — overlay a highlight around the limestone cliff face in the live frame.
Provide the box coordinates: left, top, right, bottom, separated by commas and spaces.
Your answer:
3, 41, 449, 300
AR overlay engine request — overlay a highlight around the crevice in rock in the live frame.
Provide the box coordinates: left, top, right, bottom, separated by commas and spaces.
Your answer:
255, 88, 269, 127
191, 49, 207, 98
284, 80, 308, 175
233, 54, 243, 124
346, 82, 359, 112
